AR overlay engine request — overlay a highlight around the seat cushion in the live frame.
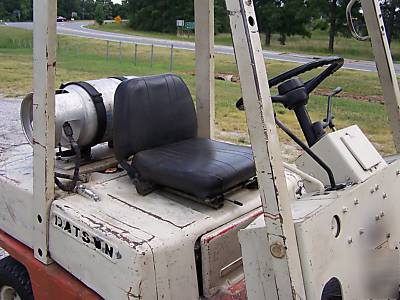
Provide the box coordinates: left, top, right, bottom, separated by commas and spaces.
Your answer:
113, 74, 197, 162
133, 138, 256, 199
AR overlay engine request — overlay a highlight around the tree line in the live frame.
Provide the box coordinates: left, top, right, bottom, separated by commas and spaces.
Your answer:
0, 0, 128, 22
127, 0, 400, 51
1, 0, 399, 52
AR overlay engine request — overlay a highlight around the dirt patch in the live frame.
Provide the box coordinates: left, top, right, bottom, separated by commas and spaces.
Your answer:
313, 88, 384, 104
215, 73, 240, 83
212, 73, 384, 104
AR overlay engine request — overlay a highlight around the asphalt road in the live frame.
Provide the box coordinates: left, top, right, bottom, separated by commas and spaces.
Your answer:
3, 21, 400, 73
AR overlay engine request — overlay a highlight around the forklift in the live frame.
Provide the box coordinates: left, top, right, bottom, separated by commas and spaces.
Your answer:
1, 0, 400, 299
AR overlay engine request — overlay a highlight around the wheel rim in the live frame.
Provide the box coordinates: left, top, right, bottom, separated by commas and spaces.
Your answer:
0, 286, 21, 300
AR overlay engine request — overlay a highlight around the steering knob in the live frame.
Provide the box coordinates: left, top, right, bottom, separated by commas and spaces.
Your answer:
276, 77, 309, 110
278, 77, 304, 95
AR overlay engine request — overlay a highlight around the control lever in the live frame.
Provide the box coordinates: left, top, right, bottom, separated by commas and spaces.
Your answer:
322, 87, 342, 131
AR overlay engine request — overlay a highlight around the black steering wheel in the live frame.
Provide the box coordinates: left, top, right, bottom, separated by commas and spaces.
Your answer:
236, 56, 344, 146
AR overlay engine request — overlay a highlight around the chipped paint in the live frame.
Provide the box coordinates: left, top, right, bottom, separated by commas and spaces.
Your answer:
53, 213, 121, 262
79, 214, 151, 250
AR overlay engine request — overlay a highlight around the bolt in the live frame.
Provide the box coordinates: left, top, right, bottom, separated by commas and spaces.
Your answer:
342, 207, 349, 213
354, 198, 359, 205
375, 184, 380, 191
359, 229, 365, 235
347, 237, 353, 244
380, 211, 385, 218
270, 242, 286, 259
382, 193, 387, 199
396, 170, 400, 176
387, 233, 391, 239
375, 215, 380, 221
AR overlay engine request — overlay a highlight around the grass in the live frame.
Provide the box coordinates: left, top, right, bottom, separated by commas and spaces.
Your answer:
88, 22, 400, 62
0, 26, 395, 155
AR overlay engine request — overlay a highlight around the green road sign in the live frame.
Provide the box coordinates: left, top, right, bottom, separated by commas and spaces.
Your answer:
184, 22, 195, 30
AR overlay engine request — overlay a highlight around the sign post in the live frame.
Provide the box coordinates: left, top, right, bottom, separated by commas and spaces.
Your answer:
176, 19, 185, 36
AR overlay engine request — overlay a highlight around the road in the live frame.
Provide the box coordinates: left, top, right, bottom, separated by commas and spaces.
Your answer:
3, 21, 400, 73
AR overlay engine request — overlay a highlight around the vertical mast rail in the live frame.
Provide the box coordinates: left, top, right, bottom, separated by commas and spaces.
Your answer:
225, 0, 305, 298
32, 0, 57, 264
361, 0, 400, 152
195, 0, 215, 138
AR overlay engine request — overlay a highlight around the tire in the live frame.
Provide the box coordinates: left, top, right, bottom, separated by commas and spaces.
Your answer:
0, 256, 33, 300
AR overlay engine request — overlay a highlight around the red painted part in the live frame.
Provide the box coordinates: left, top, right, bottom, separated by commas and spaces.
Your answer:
0, 230, 101, 300
203, 209, 263, 244
209, 278, 247, 300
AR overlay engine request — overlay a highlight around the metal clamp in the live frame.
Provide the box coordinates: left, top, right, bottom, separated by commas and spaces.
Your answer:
346, 0, 370, 41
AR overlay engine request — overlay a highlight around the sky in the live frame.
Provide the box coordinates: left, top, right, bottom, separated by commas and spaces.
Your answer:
112, 0, 122, 3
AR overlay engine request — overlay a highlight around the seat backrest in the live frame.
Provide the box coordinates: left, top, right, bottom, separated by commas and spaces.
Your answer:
113, 74, 197, 161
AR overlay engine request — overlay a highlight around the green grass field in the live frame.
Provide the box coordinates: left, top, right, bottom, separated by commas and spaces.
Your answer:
88, 22, 400, 62
0, 26, 395, 155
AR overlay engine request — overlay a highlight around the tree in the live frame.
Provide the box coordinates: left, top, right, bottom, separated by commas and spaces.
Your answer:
381, 0, 400, 45
310, 0, 347, 52
20, 0, 32, 21
0, 0, 32, 21
215, 0, 230, 33
0, 3, 9, 20
58, 0, 80, 18
256, 0, 312, 46
94, 3, 105, 25
81, 0, 96, 20
127, 0, 229, 34
103, 0, 114, 19
255, 0, 279, 46
113, 0, 129, 19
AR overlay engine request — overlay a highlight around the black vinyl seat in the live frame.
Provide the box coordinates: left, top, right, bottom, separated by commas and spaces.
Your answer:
113, 74, 256, 200
134, 138, 255, 199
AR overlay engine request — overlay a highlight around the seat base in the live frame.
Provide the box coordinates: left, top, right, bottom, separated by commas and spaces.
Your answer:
133, 138, 256, 200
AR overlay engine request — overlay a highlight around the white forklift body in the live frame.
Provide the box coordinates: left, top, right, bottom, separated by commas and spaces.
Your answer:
0, 96, 302, 299
1, 0, 400, 299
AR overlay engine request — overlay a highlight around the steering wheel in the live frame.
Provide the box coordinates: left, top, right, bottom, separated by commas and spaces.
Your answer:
236, 56, 344, 146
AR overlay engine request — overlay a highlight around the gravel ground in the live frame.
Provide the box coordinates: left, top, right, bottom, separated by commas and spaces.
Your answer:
0, 96, 16, 261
